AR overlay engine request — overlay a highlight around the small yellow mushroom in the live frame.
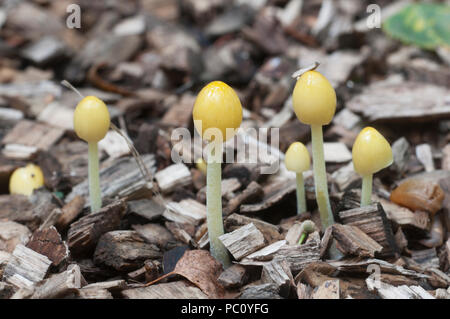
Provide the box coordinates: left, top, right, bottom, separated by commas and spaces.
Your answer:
285, 142, 310, 215
192, 81, 243, 268
193, 81, 243, 142
9, 164, 44, 196
292, 70, 336, 230
73, 96, 110, 213
352, 127, 393, 206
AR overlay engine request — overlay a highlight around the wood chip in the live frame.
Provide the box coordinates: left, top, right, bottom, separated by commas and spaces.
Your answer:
332, 224, 383, 258
55, 195, 85, 231
26, 226, 69, 266
197, 178, 241, 203
242, 240, 287, 262
122, 280, 207, 299
378, 198, 430, 231
76, 288, 113, 299
83, 279, 128, 292
347, 76, 450, 123
93, 230, 161, 272
261, 259, 294, 297
338, 203, 399, 258
442, 144, 450, 171
164, 199, 206, 225
224, 214, 282, 244
416, 144, 435, 172
0, 221, 31, 253
240, 180, 296, 213
311, 279, 340, 299
128, 198, 166, 221
239, 283, 281, 299
155, 163, 192, 194
323, 142, 352, 163
219, 223, 266, 260
366, 278, 434, 299
217, 264, 248, 289
4, 244, 52, 289
132, 223, 176, 249
30, 265, 82, 299
67, 200, 127, 256
223, 181, 264, 215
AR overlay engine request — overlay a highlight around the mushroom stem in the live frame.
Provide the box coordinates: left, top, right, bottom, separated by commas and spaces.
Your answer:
361, 174, 373, 207
206, 143, 230, 268
310, 124, 334, 230
88, 142, 102, 212
295, 173, 306, 215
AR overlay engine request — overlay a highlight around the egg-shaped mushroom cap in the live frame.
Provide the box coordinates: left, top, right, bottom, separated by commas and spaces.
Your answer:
285, 142, 311, 173
292, 71, 336, 126
193, 81, 243, 142
352, 127, 393, 176
9, 164, 44, 196
74, 96, 110, 143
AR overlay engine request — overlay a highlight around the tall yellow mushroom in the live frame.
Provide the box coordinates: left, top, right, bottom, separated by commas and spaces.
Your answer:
73, 96, 110, 212
292, 70, 336, 230
285, 142, 310, 215
193, 81, 242, 268
352, 127, 393, 206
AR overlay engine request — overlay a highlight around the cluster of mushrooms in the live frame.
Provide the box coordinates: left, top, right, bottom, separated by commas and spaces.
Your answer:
8, 65, 394, 269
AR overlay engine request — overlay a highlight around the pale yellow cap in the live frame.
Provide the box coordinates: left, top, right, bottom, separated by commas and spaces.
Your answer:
292, 71, 336, 125
74, 96, 110, 143
352, 127, 393, 176
285, 142, 310, 173
9, 164, 44, 196
193, 81, 243, 142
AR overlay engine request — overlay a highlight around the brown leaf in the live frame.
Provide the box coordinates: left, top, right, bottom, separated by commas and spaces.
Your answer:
173, 250, 225, 299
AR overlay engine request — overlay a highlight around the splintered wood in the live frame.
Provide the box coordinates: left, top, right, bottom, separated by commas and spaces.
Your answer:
155, 163, 192, 194
219, 223, 266, 260
332, 224, 383, 258
338, 204, 398, 258
4, 244, 52, 289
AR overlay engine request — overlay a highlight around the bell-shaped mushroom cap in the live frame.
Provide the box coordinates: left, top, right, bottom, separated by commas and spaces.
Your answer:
9, 164, 44, 196
352, 127, 393, 176
292, 71, 336, 126
193, 81, 243, 142
285, 142, 311, 173
73, 96, 110, 143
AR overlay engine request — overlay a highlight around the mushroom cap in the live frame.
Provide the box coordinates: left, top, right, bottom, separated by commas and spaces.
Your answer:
352, 127, 393, 176
285, 142, 310, 173
193, 81, 243, 142
292, 71, 336, 125
74, 96, 110, 143
9, 164, 44, 196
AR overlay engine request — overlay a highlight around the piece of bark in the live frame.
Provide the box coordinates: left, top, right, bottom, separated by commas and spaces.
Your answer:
347, 76, 450, 123
241, 240, 287, 262
442, 144, 450, 171
395, 228, 408, 252
239, 283, 281, 299
0, 250, 11, 278
223, 181, 264, 215
155, 163, 192, 194
132, 223, 176, 249
128, 198, 166, 222
38, 208, 63, 231
240, 180, 296, 214
0, 282, 15, 299
55, 195, 85, 231
332, 224, 383, 258
410, 248, 440, 269
329, 258, 429, 280
66, 155, 156, 207
390, 137, 411, 176
1, 120, 64, 153
261, 259, 294, 297
161, 94, 195, 127
366, 278, 434, 299
26, 226, 69, 267
416, 144, 435, 172
197, 178, 241, 203
0, 221, 31, 253
219, 223, 266, 260
83, 279, 127, 292
30, 265, 82, 299
323, 142, 352, 163
164, 199, 206, 225
4, 244, 52, 289
76, 288, 113, 299
296, 283, 312, 299
165, 222, 196, 246
338, 203, 398, 258
94, 231, 161, 272
224, 214, 282, 244
122, 280, 207, 299
311, 279, 340, 299
67, 200, 127, 256
284, 223, 303, 246
217, 264, 249, 289
378, 198, 430, 231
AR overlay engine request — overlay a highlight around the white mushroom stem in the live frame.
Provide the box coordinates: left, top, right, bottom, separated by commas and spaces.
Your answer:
361, 174, 373, 207
88, 142, 102, 212
296, 173, 307, 215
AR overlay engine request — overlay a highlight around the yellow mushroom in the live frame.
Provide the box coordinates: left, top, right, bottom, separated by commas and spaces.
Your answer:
9, 164, 44, 196
73, 96, 110, 212
352, 127, 393, 206
292, 70, 336, 230
192, 81, 242, 268
285, 142, 310, 215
